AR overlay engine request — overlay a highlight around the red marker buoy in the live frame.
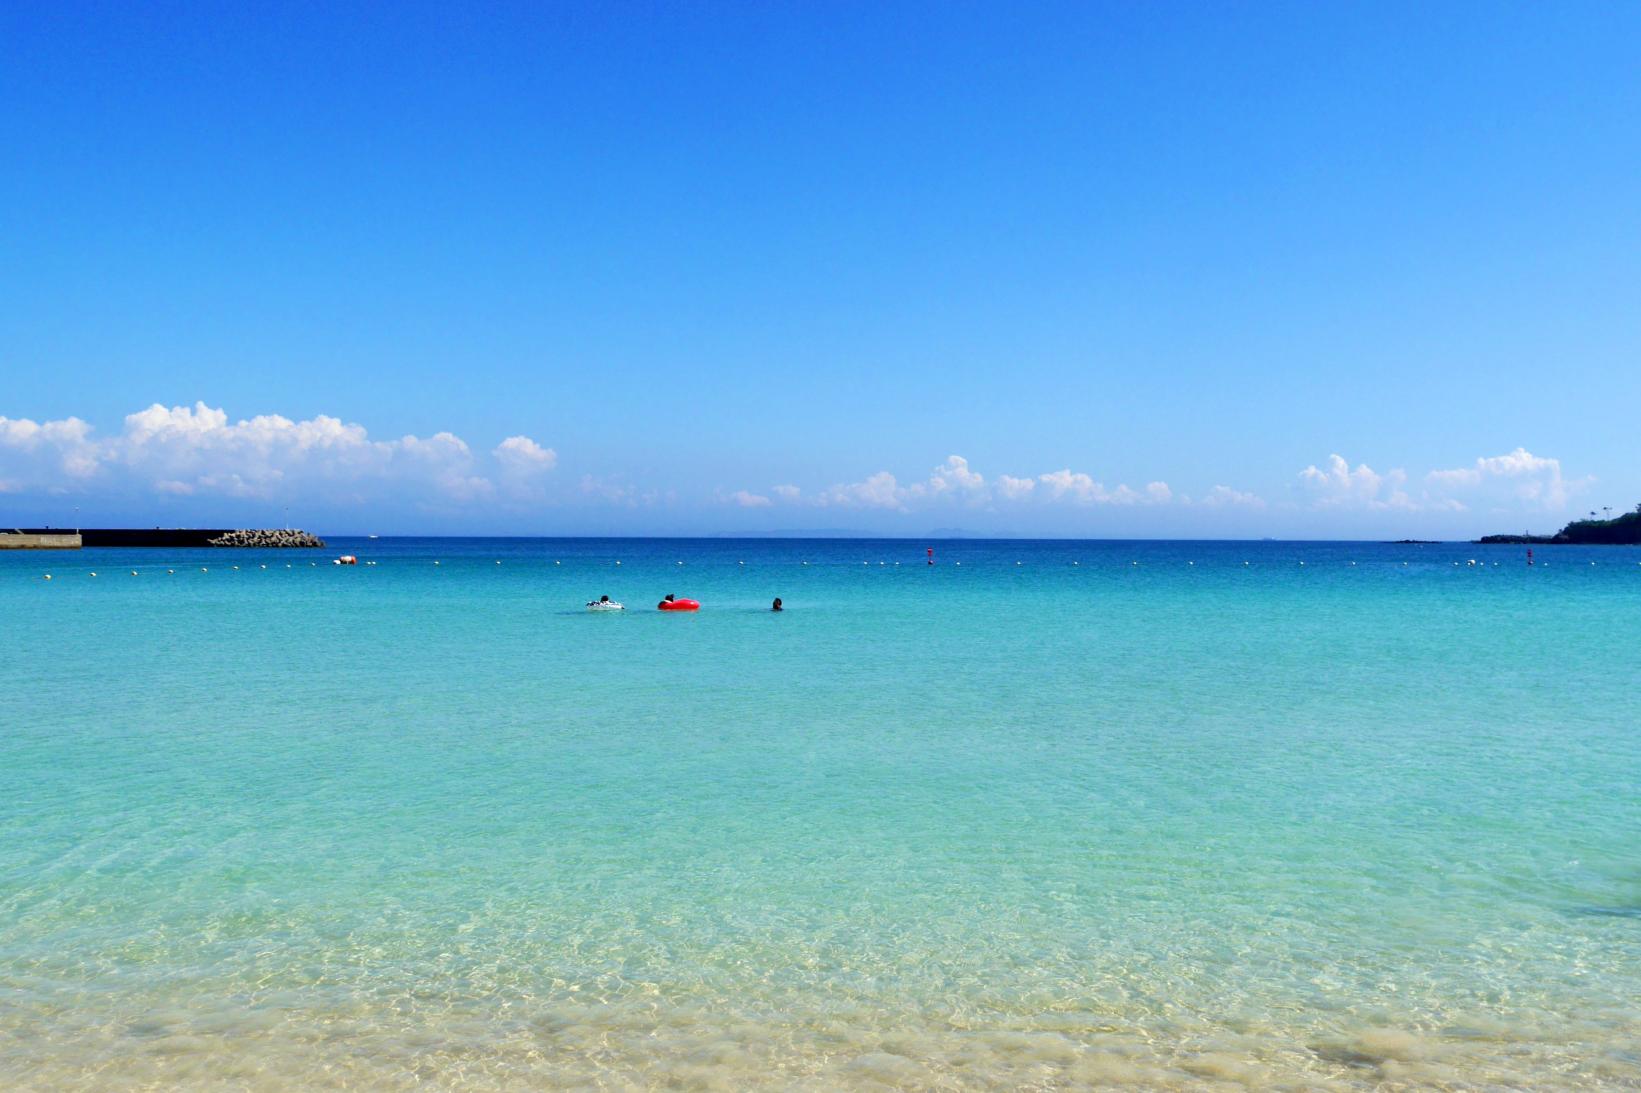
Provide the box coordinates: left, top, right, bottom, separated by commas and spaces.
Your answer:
927, 547, 934, 566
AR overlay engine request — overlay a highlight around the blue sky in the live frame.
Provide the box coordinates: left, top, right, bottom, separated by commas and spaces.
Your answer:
3, 2, 1638, 536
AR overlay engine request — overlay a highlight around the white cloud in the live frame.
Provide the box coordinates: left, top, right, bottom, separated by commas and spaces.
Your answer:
925, 454, 985, 496
490, 435, 558, 501
1199, 484, 1265, 508
818, 470, 907, 510
493, 435, 558, 473
0, 414, 99, 482
0, 402, 570, 507
1297, 454, 1414, 510
795, 457, 1173, 511
1425, 447, 1580, 509
812, 455, 1002, 511
727, 489, 771, 508
996, 474, 1036, 500
1036, 469, 1156, 505
1297, 448, 1587, 514
581, 473, 666, 508
772, 484, 801, 501
580, 474, 632, 503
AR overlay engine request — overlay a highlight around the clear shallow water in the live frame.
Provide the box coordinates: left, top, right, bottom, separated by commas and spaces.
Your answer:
2, 537, 1638, 1090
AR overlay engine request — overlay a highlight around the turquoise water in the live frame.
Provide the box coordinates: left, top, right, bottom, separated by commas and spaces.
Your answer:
2, 538, 1639, 1089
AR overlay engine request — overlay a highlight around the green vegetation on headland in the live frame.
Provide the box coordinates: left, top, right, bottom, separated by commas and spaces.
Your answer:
1477, 505, 1641, 545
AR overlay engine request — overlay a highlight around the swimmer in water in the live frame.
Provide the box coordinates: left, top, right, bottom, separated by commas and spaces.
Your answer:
772, 597, 783, 612
658, 593, 676, 609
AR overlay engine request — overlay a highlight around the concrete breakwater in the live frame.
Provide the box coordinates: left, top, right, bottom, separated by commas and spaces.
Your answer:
207, 529, 326, 548
1, 531, 82, 549
17, 528, 326, 548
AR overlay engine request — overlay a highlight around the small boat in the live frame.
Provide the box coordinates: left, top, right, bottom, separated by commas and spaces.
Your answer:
587, 598, 624, 611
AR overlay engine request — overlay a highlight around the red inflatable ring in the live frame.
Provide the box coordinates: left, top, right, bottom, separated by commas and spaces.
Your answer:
658, 597, 700, 611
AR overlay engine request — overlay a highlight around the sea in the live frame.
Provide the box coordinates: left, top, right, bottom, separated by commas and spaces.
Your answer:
2, 537, 1638, 1090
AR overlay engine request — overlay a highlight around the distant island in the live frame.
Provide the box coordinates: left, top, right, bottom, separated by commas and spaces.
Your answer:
1477, 505, 1641, 545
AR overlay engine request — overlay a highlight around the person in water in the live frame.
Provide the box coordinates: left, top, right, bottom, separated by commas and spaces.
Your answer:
599, 594, 611, 603
658, 593, 676, 609
771, 597, 783, 612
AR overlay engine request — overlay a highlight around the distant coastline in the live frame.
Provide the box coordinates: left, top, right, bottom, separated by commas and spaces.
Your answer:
1477, 506, 1641, 545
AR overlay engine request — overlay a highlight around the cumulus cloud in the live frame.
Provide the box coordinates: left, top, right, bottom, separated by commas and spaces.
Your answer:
758, 455, 1174, 511
1425, 447, 1581, 509
1037, 468, 1098, 502
1036, 469, 1154, 505
493, 435, 557, 473
996, 474, 1036, 500
0, 414, 99, 485
490, 434, 558, 500
925, 454, 985, 496
0, 402, 563, 507
726, 489, 771, 508
818, 470, 907, 510
1297, 454, 1414, 509
1297, 448, 1586, 513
